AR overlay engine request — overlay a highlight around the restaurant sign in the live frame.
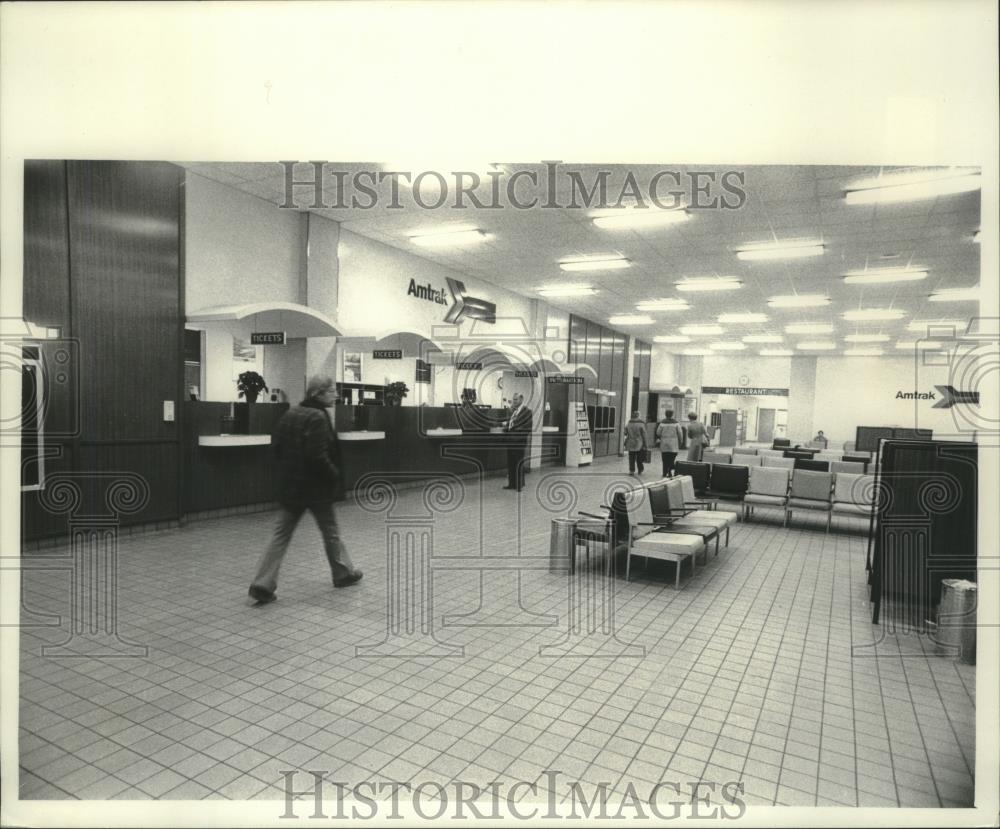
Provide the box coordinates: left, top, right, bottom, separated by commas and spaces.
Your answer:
702, 386, 789, 397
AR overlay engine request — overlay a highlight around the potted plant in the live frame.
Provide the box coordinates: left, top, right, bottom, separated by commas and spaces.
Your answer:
384, 380, 409, 406
237, 371, 268, 404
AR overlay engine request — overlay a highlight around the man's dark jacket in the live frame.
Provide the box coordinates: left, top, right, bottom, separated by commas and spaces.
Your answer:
272, 397, 344, 506
506, 406, 533, 448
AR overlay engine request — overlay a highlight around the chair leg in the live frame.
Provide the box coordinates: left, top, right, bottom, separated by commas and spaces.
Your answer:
826, 511, 832, 533
725, 526, 730, 546
626, 550, 631, 582
784, 509, 789, 527
714, 535, 720, 557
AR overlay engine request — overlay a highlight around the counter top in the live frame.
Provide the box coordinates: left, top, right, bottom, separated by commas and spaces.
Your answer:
199, 434, 272, 447
542, 426, 560, 433
425, 428, 463, 437
338, 431, 386, 441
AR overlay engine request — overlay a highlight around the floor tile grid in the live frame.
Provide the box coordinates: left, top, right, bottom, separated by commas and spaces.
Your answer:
546, 516, 801, 802
17, 456, 976, 804
685, 519, 826, 806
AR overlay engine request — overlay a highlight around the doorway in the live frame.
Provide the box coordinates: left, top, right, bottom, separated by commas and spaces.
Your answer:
757, 408, 776, 444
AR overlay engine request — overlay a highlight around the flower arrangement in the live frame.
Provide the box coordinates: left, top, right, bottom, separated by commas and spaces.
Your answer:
237, 371, 269, 403
384, 381, 409, 406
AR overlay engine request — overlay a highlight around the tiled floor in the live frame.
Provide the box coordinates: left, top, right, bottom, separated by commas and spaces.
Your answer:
18, 458, 975, 809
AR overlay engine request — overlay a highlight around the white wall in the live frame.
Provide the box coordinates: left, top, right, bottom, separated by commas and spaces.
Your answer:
701, 354, 792, 388
649, 345, 680, 390
185, 173, 300, 311
813, 354, 974, 448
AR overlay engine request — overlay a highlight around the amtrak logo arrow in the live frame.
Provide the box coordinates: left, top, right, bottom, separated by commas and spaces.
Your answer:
933, 385, 980, 408
444, 277, 497, 325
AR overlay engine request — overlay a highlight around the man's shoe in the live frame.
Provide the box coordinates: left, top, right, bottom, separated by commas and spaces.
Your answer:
249, 585, 276, 604
334, 570, 363, 588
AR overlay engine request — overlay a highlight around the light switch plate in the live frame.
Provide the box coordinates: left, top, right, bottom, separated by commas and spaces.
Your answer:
163, 400, 175, 422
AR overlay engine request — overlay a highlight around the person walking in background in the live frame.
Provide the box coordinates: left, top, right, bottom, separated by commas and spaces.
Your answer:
624, 410, 648, 476
248, 375, 362, 604
503, 392, 532, 492
685, 412, 709, 462
655, 409, 685, 477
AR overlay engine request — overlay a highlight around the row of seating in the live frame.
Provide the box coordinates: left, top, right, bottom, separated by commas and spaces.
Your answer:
702, 451, 866, 474
674, 461, 876, 531
615, 476, 739, 587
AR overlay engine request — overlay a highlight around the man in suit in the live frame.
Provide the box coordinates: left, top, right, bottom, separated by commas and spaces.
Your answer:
248, 375, 363, 604
504, 392, 533, 492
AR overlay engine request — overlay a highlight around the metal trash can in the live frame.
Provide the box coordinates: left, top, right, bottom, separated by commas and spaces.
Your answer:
935, 579, 977, 664
549, 518, 578, 574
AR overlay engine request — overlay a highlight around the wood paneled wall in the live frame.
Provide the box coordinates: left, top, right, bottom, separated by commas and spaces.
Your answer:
567, 315, 629, 458
21, 161, 185, 540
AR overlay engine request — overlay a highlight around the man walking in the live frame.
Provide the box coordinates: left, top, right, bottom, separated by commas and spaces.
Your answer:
624, 410, 648, 476
654, 409, 685, 477
249, 375, 362, 604
503, 392, 532, 492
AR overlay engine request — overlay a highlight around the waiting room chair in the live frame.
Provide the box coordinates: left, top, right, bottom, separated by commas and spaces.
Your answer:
794, 458, 830, 472
762, 455, 794, 470
830, 460, 865, 475
677, 475, 740, 529
733, 455, 762, 467
618, 486, 706, 587
772, 439, 791, 449
658, 478, 731, 548
732, 446, 758, 457
674, 461, 710, 496
705, 463, 750, 507
743, 466, 790, 523
830, 472, 877, 531
703, 450, 733, 466
647, 480, 724, 554
785, 469, 834, 531
758, 448, 784, 459
842, 454, 871, 472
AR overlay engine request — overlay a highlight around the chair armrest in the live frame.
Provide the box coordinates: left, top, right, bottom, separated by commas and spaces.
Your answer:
578, 511, 606, 519
685, 499, 717, 510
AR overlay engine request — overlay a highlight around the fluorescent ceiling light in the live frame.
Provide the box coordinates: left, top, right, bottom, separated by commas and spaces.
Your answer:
680, 324, 725, 336
409, 227, 489, 247
842, 308, 906, 321
895, 340, 947, 350
785, 323, 834, 334
844, 334, 890, 343
636, 298, 690, 312
537, 284, 598, 297
844, 348, 885, 357
710, 342, 746, 351
844, 169, 982, 205
592, 208, 690, 230
675, 278, 743, 292
768, 294, 830, 309
559, 256, 630, 272
929, 287, 980, 302
796, 341, 837, 350
609, 314, 654, 325
683, 349, 711, 356
759, 349, 793, 356
654, 335, 691, 343
843, 268, 928, 285
736, 241, 825, 261
906, 319, 967, 333
742, 334, 784, 343
718, 313, 768, 324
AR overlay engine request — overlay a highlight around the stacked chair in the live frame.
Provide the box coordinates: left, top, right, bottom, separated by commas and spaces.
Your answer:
785, 469, 834, 530
743, 466, 791, 523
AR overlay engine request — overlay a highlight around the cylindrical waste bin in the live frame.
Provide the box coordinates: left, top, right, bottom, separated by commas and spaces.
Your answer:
935, 579, 977, 664
549, 518, 577, 574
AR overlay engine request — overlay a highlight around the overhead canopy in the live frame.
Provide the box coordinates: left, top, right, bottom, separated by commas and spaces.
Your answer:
187, 302, 341, 338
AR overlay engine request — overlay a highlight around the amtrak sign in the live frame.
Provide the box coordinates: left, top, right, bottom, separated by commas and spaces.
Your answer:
406, 277, 496, 325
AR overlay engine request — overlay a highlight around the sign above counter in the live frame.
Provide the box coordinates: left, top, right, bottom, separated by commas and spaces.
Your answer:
250, 331, 286, 345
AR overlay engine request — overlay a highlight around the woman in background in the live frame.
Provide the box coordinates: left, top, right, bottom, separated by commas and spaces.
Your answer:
685, 412, 709, 462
